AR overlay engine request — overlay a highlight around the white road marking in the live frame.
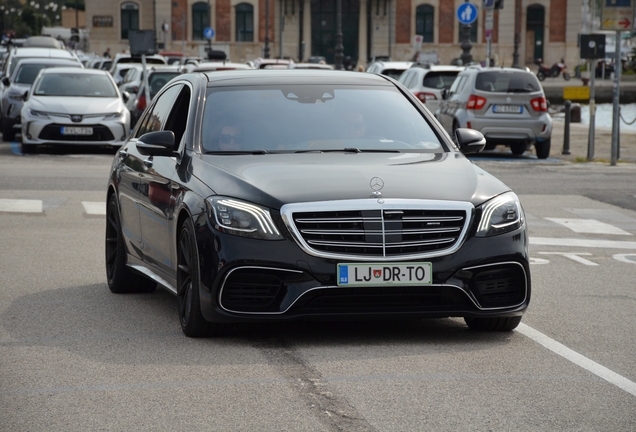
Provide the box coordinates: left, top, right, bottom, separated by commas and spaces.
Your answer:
613, 253, 636, 264
82, 201, 106, 216
546, 218, 632, 236
0, 199, 43, 213
538, 252, 598, 266
517, 323, 636, 397
530, 237, 636, 250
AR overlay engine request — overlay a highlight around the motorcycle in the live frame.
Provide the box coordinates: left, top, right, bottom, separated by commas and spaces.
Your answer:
536, 58, 571, 81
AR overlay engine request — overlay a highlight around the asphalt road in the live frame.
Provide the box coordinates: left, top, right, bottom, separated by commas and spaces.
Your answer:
1, 143, 635, 431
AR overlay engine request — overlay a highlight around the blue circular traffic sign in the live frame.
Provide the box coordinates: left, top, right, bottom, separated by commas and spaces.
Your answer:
457, 3, 478, 25
204, 27, 215, 40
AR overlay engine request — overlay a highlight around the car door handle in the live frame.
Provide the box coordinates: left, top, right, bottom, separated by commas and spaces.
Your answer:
118, 149, 128, 158
143, 157, 153, 168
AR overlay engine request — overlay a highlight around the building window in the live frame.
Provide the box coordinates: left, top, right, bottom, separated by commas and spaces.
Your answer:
236, 3, 254, 42
120, 2, 139, 40
192, 2, 209, 41
416, 5, 434, 43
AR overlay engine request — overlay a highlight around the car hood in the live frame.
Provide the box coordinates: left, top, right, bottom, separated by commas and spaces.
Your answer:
26, 96, 123, 114
193, 152, 510, 209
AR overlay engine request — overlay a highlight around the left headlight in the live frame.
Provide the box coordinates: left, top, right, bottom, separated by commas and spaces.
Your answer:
206, 197, 284, 240
475, 192, 524, 237
103, 112, 123, 120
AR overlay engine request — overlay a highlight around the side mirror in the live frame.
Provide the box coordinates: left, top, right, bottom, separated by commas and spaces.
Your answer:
441, 88, 449, 100
455, 128, 486, 154
1, 76, 9, 87
137, 131, 176, 156
121, 91, 129, 103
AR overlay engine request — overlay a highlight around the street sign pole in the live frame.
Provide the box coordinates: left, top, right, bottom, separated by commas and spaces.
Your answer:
611, 30, 622, 165
587, 59, 596, 161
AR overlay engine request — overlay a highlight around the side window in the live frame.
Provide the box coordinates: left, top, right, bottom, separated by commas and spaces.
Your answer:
448, 76, 464, 95
397, 70, 410, 85
163, 85, 192, 150
135, 84, 183, 138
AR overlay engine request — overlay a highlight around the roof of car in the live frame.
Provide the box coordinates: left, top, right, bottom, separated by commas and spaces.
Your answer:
39, 67, 109, 75
410, 64, 465, 72
200, 69, 393, 86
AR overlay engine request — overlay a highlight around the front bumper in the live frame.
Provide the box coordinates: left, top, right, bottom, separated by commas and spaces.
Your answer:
21, 116, 129, 146
193, 213, 531, 323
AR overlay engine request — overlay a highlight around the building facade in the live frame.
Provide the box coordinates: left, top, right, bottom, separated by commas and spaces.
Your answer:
85, 0, 583, 68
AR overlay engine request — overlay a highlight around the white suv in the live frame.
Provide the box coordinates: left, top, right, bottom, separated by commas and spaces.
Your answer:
366, 61, 413, 80
398, 64, 464, 113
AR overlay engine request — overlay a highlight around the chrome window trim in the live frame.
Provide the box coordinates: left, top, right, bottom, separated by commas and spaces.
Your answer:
281, 198, 474, 261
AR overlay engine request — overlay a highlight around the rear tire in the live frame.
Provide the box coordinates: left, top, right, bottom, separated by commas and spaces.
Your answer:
563, 72, 571, 81
2, 118, 16, 142
535, 139, 551, 159
105, 194, 156, 294
510, 143, 526, 156
464, 316, 522, 331
177, 218, 225, 338
537, 71, 545, 81
20, 143, 36, 154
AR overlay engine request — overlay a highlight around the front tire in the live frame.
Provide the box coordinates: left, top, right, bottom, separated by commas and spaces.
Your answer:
464, 316, 522, 331
535, 139, 551, 159
177, 218, 225, 338
563, 72, 571, 81
537, 71, 545, 81
105, 194, 156, 294
2, 118, 16, 141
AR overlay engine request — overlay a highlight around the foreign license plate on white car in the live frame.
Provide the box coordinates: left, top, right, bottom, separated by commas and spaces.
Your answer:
493, 105, 523, 114
337, 262, 432, 286
61, 127, 93, 135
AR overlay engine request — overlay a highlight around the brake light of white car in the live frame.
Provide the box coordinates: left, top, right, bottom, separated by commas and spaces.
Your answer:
414, 91, 436, 103
530, 96, 547, 112
136, 94, 146, 111
466, 95, 487, 110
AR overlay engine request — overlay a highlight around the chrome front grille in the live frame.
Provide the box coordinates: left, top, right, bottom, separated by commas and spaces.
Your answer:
281, 199, 473, 260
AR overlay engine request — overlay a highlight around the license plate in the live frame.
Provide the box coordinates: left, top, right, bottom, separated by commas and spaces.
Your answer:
337, 262, 432, 286
493, 105, 523, 114
61, 127, 93, 135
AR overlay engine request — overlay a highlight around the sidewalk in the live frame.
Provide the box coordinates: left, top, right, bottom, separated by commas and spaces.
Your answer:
547, 117, 636, 163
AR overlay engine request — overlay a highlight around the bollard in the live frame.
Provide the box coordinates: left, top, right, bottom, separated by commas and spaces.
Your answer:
562, 100, 571, 155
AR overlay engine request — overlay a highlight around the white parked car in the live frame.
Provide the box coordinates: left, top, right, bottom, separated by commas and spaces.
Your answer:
20, 67, 130, 153
397, 64, 464, 113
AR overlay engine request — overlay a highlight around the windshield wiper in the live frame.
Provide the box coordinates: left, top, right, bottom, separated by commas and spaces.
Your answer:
295, 148, 400, 154
204, 149, 270, 155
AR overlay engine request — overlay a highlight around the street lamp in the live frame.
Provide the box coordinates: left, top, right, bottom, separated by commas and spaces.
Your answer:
264, 0, 270, 58
334, 0, 343, 69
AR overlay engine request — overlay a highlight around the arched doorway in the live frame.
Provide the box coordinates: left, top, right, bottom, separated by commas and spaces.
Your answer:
311, 0, 360, 64
526, 5, 544, 64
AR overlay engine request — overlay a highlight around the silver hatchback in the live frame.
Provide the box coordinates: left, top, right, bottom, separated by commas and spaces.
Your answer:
436, 66, 552, 159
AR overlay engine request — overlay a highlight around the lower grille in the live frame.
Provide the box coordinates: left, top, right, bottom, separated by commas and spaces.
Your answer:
38, 124, 115, 141
221, 271, 282, 310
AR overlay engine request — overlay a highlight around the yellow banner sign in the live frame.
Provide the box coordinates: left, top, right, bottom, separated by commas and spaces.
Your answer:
563, 86, 591, 101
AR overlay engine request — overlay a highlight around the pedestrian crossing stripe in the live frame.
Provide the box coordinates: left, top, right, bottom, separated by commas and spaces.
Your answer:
546, 218, 632, 236
82, 202, 106, 216
0, 199, 42, 213
0, 199, 106, 215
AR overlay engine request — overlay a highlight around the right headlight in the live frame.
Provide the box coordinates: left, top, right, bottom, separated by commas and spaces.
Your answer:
29, 109, 50, 119
206, 196, 284, 240
475, 192, 524, 237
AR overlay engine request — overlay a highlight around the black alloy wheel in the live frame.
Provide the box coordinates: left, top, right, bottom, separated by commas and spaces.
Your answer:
2, 117, 16, 142
176, 218, 224, 337
105, 194, 156, 294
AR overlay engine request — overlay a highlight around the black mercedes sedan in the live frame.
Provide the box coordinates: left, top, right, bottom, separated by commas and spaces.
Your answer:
105, 70, 530, 337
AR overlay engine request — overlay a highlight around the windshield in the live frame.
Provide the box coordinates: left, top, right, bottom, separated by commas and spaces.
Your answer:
34, 73, 118, 97
202, 84, 445, 153
15, 64, 47, 84
475, 71, 541, 93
